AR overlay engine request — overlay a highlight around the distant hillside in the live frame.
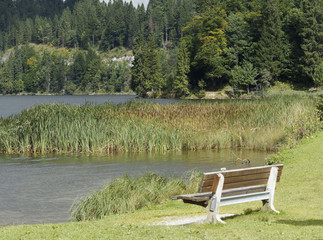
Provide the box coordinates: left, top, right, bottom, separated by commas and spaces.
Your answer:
0, 44, 134, 95
0, 0, 195, 52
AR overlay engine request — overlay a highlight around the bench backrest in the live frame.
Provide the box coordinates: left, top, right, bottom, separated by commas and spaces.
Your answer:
198, 164, 284, 193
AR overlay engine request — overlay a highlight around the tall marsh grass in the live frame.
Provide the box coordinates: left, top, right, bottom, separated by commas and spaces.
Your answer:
71, 171, 202, 221
0, 94, 321, 153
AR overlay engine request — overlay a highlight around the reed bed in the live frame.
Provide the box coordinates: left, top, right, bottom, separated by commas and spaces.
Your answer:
0, 94, 321, 154
71, 171, 201, 221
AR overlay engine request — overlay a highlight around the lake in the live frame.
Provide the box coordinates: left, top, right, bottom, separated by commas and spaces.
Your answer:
0, 151, 270, 226
0, 94, 178, 118
0, 95, 270, 225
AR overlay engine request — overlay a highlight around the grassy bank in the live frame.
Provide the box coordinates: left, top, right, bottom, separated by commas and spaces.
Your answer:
1, 131, 322, 239
0, 94, 321, 153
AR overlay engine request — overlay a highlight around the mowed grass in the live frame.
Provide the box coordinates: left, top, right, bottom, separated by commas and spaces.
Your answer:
1, 131, 322, 240
0, 94, 321, 153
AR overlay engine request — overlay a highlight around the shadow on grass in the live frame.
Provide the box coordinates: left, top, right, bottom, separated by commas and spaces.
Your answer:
220, 208, 260, 221
276, 219, 323, 226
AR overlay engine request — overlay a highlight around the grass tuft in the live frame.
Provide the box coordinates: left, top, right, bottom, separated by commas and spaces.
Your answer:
71, 171, 201, 221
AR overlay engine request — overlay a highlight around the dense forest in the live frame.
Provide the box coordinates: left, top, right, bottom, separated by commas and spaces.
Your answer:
0, 0, 322, 96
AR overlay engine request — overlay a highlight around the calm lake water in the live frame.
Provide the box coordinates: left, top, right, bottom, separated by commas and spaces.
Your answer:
0, 151, 270, 226
0, 95, 270, 225
0, 94, 178, 118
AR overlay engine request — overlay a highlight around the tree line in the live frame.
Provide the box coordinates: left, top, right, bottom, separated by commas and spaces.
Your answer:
0, 0, 194, 51
0, 44, 132, 94
132, 0, 323, 97
0, 0, 322, 96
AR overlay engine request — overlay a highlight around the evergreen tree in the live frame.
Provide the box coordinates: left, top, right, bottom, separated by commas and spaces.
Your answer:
38, 50, 53, 92
70, 51, 86, 86
146, 34, 164, 92
0, 63, 14, 94
131, 35, 150, 97
225, 13, 251, 68
58, 8, 72, 47
300, 0, 323, 83
173, 39, 190, 97
185, 7, 228, 89
252, 0, 285, 81
313, 62, 323, 87
24, 56, 39, 93
283, 7, 304, 82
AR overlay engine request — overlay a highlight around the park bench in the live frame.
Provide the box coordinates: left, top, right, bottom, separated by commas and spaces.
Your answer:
172, 164, 283, 224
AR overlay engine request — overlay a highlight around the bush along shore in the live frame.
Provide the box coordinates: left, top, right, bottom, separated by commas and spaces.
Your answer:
0, 94, 322, 154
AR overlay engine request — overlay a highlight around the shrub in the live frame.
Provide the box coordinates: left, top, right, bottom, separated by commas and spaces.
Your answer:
317, 94, 323, 121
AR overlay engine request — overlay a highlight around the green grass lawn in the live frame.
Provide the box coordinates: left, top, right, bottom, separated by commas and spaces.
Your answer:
1, 132, 323, 239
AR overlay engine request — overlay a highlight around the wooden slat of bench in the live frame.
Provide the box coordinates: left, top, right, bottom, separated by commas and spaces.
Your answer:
223, 172, 270, 184
199, 165, 283, 193
200, 174, 281, 192
204, 165, 283, 179
172, 192, 212, 201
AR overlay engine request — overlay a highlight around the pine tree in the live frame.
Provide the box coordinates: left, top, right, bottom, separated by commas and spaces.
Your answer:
300, 0, 323, 82
146, 34, 164, 92
225, 13, 251, 67
253, 0, 285, 81
173, 39, 190, 97
59, 8, 72, 47
0, 63, 14, 94
131, 35, 150, 97
24, 56, 39, 93
70, 51, 87, 86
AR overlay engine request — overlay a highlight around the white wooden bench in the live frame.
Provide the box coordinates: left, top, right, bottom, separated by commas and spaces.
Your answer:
172, 164, 283, 224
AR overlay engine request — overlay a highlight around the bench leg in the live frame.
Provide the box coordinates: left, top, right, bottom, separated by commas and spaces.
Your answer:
261, 167, 280, 213
205, 203, 226, 224
261, 199, 280, 213
204, 173, 225, 224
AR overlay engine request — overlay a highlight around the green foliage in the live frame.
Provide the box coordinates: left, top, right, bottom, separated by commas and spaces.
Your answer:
184, 7, 228, 89
312, 62, 323, 87
317, 94, 323, 121
269, 81, 293, 92
1, 0, 322, 95
173, 39, 190, 97
131, 35, 164, 97
300, 0, 323, 82
71, 171, 202, 221
0, 0, 195, 52
252, 0, 285, 81
230, 61, 258, 93
225, 13, 250, 67
0, 44, 131, 95
257, 69, 272, 93
131, 36, 150, 97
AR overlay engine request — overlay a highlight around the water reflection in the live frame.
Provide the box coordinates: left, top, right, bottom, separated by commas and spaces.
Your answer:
0, 150, 270, 225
